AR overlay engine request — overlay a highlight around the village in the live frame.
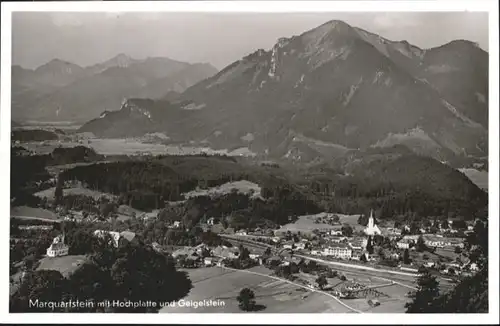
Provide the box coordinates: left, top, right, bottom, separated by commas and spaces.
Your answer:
35, 208, 480, 271
9, 133, 486, 313
181, 211, 478, 276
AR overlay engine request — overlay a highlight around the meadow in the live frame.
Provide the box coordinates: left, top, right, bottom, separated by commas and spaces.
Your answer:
36, 255, 89, 278
159, 266, 354, 313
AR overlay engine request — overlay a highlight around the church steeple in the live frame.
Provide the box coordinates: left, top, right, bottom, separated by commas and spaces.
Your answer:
364, 209, 381, 236
368, 209, 374, 228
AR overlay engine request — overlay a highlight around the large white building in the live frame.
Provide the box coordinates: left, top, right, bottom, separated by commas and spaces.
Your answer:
322, 245, 352, 259
364, 210, 381, 236
46, 234, 69, 257
424, 236, 464, 249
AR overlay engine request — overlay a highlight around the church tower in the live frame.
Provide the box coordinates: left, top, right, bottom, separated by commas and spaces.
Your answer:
364, 209, 381, 236
368, 209, 375, 228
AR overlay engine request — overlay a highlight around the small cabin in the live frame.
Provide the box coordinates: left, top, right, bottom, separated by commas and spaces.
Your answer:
368, 299, 380, 307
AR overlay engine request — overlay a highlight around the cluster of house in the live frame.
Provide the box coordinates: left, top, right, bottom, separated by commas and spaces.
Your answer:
170, 243, 265, 268
93, 229, 137, 247
62, 211, 100, 223
394, 219, 476, 238
115, 206, 163, 222
265, 211, 479, 277
45, 229, 138, 258
273, 232, 363, 261
399, 259, 480, 275
299, 212, 381, 261
396, 234, 465, 250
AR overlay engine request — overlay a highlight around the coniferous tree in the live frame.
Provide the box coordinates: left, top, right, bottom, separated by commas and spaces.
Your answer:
405, 268, 440, 313
416, 235, 427, 252
315, 275, 328, 289
237, 288, 256, 311
366, 236, 374, 255
403, 249, 411, 264
54, 175, 64, 205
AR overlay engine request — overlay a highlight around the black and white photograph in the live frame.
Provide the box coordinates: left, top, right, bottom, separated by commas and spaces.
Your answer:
1, 1, 498, 324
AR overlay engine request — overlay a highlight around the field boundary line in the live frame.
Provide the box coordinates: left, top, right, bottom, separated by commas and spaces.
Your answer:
11, 215, 62, 223
220, 266, 363, 314
295, 254, 420, 278
372, 276, 418, 291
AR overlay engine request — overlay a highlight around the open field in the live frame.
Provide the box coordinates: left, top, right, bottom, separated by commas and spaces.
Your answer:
335, 271, 412, 313
294, 268, 412, 313
46, 162, 112, 176
278, 214, 340, 234
19, 136, 258, 157
36, 255, 88, 277
159, 266, 355, 313
87, 138, 257, 157
11, 206, 58, 220
337, 213, 363, 230
17, 121, 82, 129
88, 138, 175, 156
277, 212, 362, 235
183, 180, 263, 200
343, 284, 410, 313
295, 254, 419, 282
34, 186, 117, 201
410, 247, 462, 266
21, 141, 82, 155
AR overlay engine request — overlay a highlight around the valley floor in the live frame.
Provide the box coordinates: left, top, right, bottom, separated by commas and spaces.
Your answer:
159, 265, 412, 313
159, 266, 355, 313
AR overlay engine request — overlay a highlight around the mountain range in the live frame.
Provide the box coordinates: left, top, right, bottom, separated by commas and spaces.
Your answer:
11, 54, 218, 122
42, 20, 491, 162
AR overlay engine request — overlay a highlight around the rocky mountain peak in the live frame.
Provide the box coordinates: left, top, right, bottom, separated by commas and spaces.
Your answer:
108, 53, 134, 67
35, 59, 82, 74
60, 19, 488, 162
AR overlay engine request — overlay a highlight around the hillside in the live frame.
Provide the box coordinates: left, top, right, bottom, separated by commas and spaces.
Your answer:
300, 149, 488, 219
80, 20, 488, 162
11, 55, 218, 122
54, 150, 487, 225
78, 98, 195, 138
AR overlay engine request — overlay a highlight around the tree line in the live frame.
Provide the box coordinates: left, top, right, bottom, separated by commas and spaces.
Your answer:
305, 154, 487, 220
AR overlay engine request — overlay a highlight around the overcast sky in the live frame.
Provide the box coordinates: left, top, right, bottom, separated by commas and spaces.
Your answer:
12, 12, 489, 70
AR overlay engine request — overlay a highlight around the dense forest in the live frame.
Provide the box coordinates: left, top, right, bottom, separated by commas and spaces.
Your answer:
304, 154, 487, 220
11, 129, 60, 142
13, 145, 488, 227
55, 151, 488, 225
60, 160, 322, 225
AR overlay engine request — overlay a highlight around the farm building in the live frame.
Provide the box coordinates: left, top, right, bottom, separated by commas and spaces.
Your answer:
368, 299, 380, 307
